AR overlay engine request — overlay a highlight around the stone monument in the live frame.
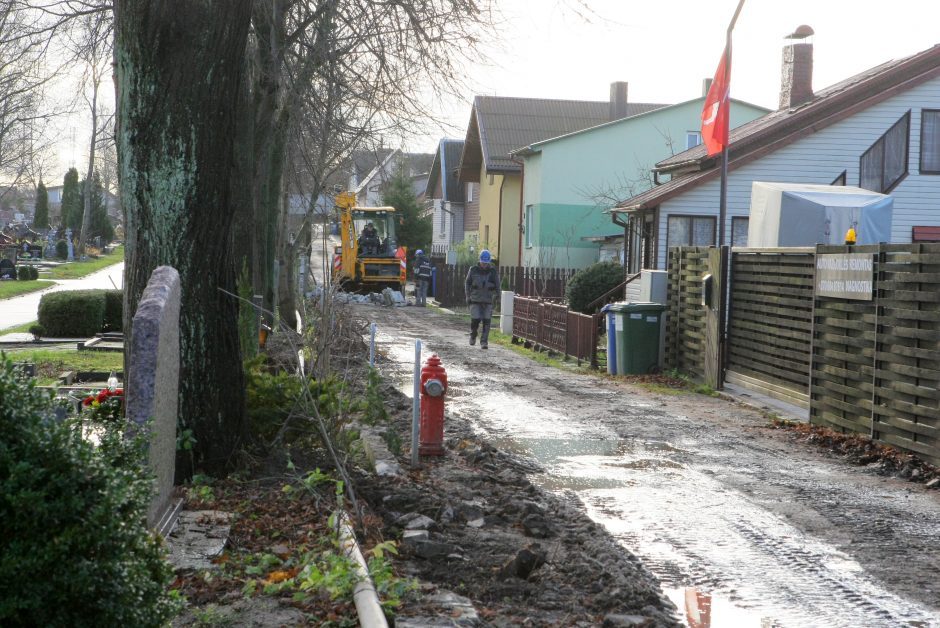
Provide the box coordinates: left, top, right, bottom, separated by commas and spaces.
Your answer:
125, 266, 182, 534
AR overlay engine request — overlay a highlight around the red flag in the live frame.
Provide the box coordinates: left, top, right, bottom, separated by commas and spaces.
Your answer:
701, 47, 731, 156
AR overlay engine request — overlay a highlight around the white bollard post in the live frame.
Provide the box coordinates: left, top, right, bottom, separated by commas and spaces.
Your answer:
499, 290, 515, 335
369, 323, 377, 367
411, 339, 422, 467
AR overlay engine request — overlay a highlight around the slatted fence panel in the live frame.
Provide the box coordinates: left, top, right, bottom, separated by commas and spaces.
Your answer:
666, 247, 709, 380
728, 250, 814, 396
869, 244, 940, 463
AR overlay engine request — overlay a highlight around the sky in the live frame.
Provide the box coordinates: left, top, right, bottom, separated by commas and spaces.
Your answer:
51, 1, 940, 175
411, 0, 940, 153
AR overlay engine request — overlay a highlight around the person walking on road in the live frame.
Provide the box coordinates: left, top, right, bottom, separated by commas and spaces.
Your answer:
465, 249, 499, 349
414, 249, 432, 307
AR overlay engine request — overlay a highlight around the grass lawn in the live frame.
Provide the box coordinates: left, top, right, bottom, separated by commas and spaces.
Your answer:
0, 320, 37, 334
45, 245, 124, 280
0, 280, 54, 300
2, 348, 123, 384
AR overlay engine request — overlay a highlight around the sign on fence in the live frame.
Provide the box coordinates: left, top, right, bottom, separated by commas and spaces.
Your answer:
814, 253, 874, 300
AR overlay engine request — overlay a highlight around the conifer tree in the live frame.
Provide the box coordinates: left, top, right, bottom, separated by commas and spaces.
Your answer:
33, 180, 49, 229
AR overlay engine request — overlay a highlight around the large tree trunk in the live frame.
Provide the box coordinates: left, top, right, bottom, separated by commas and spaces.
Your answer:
114, 0, 251, 475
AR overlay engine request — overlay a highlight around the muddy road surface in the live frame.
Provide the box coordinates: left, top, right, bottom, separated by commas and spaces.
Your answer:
364, 304, 940, 628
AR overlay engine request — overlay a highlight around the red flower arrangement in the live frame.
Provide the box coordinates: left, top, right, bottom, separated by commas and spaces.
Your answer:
81, 388, 125, 421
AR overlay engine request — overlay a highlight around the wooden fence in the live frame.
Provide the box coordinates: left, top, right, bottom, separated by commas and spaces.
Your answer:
667, 243, 940, 465
810, 243, 940, 465
726, 249, 815, 407
511, 296, 599, 367
666, 247, 710, 381
432, 263, 576, 307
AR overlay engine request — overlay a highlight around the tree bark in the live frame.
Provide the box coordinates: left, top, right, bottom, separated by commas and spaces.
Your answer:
114, 0, 251, 474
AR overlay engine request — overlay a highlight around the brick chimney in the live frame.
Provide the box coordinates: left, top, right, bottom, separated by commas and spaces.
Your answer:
609, 81, 629, 120
779, 25, 814, 109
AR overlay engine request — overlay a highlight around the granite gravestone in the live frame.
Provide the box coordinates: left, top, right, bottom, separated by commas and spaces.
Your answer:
0, 258, 14, 279
125, 266, 182, 535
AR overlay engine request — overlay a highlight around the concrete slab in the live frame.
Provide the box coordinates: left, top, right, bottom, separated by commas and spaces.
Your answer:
166, 510, 232, 571
721, 382, 810, 423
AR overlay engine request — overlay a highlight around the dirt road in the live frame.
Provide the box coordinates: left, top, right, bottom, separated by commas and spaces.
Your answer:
365, 303, 940, 627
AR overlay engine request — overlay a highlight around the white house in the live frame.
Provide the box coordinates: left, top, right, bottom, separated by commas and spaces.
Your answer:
423, 138, 466, 255
614, 31, 940, 270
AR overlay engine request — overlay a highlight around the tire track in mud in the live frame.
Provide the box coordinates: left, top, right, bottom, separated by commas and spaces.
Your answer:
366, 305, 940, 627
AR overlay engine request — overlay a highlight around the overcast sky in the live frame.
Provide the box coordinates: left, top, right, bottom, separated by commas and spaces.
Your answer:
411, 0, 940, 152
52, 1, 940, 175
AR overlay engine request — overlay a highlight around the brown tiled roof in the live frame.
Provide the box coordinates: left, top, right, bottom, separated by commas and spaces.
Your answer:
617, 44, 940, 211
458, 95, 667, 181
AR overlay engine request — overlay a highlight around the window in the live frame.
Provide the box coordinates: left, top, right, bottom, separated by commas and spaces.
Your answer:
860, 111, 910, 193
667, 215, 716, 248
466, 183, 474, 202
831, 170, 847, 186
686, 132, 702, 150
920, 109, 940, 174
731, 217, 749, 247
524, 206, 533, 247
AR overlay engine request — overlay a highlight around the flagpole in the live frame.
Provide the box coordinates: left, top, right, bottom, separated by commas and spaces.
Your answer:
718, 0, 746, 247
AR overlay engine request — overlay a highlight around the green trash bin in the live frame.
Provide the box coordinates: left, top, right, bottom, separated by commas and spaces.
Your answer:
609, 302, 665, 375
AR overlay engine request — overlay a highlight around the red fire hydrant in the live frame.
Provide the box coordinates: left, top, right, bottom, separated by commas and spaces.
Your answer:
419, 354, 448, 456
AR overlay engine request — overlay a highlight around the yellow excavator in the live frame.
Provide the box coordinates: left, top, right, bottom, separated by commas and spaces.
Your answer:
332, 191, 406, 292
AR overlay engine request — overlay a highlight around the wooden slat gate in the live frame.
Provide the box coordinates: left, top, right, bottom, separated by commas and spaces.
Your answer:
726, 248, 815, 407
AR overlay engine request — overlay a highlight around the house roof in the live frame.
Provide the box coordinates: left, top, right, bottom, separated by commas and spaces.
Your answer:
513, 97, 768, 157
458, 95, 668, 182
425, 139, 465, 202
616, 43, 940, 212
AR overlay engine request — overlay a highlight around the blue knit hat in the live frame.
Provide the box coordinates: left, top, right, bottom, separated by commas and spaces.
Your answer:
479, 249, 492, 263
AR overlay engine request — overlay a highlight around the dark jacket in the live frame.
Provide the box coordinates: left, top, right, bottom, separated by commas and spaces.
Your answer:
465, 264, 500, 304
415, 255, 432, 280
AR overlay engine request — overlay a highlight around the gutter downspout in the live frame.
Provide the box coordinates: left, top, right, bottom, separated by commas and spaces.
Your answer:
496, 174, 505, 262
611, 211, 630, 277
511, 156, 525, 266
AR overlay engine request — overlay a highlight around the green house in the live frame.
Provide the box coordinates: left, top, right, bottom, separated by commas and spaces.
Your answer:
513, 94, 768, 269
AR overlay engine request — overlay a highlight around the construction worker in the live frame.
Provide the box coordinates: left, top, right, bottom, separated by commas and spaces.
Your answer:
465, 249, 499, 349
360, 221, 379, 254
414, 249, 432, 307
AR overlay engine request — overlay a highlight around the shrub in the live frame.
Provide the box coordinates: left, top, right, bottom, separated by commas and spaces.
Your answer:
565, 261, 625, 314
102, 289, 123, 332
0, 356, 179, 626
38, 290, 106, 337
55, 239, 68, 260
27, 324, 44, 340
16, 266, 30, 281
27, 266, 38, 280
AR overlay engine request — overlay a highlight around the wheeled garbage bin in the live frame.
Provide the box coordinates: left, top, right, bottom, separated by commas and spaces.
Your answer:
601, 304, 617, 375
608, 302, 665, 375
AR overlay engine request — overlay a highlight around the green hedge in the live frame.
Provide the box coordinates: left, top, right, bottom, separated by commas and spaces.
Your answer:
0, 357, 179, 626
39, 291, 105, 337
103, 290, 123, 332
566, 261, 625, 314
38, 289, 123, 337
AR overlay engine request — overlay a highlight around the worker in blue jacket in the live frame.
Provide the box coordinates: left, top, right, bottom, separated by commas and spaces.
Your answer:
464, 249, 499, 349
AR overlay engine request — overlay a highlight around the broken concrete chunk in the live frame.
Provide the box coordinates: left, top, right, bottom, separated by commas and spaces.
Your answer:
404, 514, 437, 531
402, 529, 430, 545
498, 543, 546, 580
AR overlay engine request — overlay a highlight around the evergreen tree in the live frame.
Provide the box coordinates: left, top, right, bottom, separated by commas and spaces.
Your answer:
86, 171, 114, 243
382, 169, 430, 253
60, 168, 82, 231
33, 180, 49, 229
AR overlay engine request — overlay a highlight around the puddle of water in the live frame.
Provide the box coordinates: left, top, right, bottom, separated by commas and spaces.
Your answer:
664, 587, 768, 628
